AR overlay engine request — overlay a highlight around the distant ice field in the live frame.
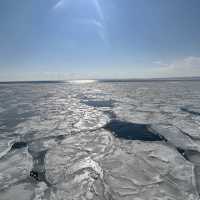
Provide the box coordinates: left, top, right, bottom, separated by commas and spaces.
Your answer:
0, 80, 200, 200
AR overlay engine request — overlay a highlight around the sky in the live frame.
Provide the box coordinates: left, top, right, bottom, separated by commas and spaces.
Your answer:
0, 0, 200, 81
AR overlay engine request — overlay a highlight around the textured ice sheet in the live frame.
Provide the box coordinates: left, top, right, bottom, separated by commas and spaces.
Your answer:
0, 149, 32, 191
101, 142, 198, 200
149, 124, 200, 151
0, 81, 200, 199
0, 183, 34, 200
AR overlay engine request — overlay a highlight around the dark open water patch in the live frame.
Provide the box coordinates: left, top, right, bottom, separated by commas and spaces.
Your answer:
176, 148, 200, 163
104, 120, 166, 141
177, 148, 187, 159
81, 100, 114, 108
11, 142, 27, 150
30, 170, 46, 182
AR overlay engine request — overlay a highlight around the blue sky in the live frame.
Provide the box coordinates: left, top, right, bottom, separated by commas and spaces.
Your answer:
0, 0, 200, 80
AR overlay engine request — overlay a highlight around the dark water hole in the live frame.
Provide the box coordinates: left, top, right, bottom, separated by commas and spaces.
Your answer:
11, 142, 27, 150
30, 170, 46, 182
104, 120, 166, 141
177, 148, 200, 163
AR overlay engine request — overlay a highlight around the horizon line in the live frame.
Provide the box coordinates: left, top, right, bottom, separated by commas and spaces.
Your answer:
0, 76, 200, 84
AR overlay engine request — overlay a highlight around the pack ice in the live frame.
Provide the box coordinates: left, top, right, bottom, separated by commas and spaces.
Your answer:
0, 81, 200, 200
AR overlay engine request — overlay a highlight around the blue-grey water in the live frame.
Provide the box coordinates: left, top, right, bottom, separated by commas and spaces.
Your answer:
0, 80, 200, 200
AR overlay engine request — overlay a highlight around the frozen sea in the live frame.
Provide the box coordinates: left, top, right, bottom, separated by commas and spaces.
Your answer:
0, 80, 200, 200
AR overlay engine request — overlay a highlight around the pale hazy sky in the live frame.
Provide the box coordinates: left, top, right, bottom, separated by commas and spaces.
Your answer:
0, 0, 200, 81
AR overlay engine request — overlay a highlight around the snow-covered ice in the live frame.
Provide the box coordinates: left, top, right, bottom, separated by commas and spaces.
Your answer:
0, 81, 200, 199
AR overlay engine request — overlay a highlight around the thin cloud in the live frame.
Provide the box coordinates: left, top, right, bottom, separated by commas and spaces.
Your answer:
76, 18, 104, 29
92, 0, 104, 20
52, 0, 109, 46
53, 0, 104, 19
53, 0, 65, 9
151, 56, 200, 77
152, 61, 169, 67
